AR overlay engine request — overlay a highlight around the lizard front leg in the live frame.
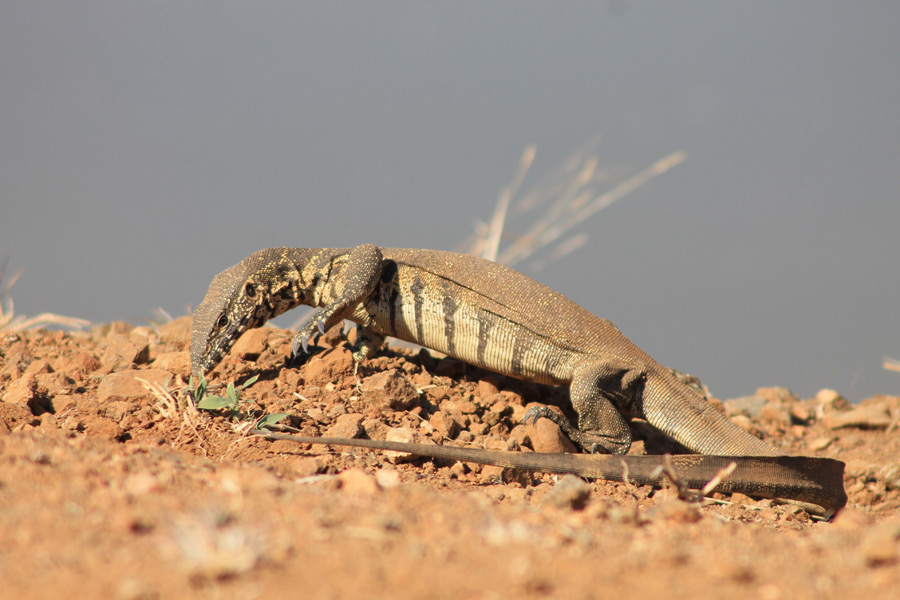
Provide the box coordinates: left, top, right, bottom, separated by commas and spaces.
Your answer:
292, 244, 385, 356
525, 359, 640, 454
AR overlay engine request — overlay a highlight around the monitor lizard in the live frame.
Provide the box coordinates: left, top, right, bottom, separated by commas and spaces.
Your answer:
190, 245, 847, 516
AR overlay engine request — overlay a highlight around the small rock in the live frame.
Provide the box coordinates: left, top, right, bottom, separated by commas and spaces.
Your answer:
23, 359, 54, 377
814, 388, 850, 411
0, 352, 30, 380
789, 403, 812, 424
759, 402, 791, 427
542, 474, 591, 510
337, 468, 380, 495
807, 437, 833, 451
290, 456, 326, 478
152, 352, 191, 377
360, 369, 420, 411
320, 322, 345, 347
361, 418, 389, 440
509, 424, 532, 449
823, 403, 892, 430
375, 469, 402, 488
101, 335, 150, 372
384, 427, 418, 463
54, 352, 101, 377
326, 413, 364, 438
304, 346, 354, 385
528, 414, 578, 454
231, 328, 269, 359
157, 316, 193, 349
305, 408, 327, 423
97, 369, 174, 402
724, 396, 767, 419
2, 376, 51, 415
129, 326, 154, 343
479, 465, 507, 483
35, 372, 76, 396
442, 396, 478, 416
85, 416, 123, 439
755, 386, 800, 406
429, 411, 461, 439
476, 378, 500, 398
52, 394, 81, 414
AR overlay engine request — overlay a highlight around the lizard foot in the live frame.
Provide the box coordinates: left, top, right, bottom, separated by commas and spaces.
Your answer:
523, 405, 630, 455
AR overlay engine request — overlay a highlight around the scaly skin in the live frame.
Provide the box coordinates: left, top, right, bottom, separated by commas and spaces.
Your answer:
190, 245, 847, 515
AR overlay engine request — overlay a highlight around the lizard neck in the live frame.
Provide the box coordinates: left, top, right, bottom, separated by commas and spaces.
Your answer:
262, 247, 320, 318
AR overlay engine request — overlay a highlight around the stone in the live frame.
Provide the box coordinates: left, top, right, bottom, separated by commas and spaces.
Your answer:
304, 346, 354, 386
326, 413, 364, 438
337, 468, 380, 495
2, 375, 53, 415
542, 474, 591, 510
157, 316, 193, 349
97, 369, 174, 402
23, 359, 53, 377
152, 351, 191, 377
101, 335, 150, 372
724, 395, 767, 419
34, 372, 76, 397
823, 403, 892, 430
814, 388, 850, 412
429, 411, 461, 439
383, 427, 418, 463
360, 369, 420, 411
54, 352, 101, 378
475, 378, 500, 398
527, 411, 578, 454
231, 327, 270, 359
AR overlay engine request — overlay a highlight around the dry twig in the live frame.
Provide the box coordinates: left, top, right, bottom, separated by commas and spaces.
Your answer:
0, 260, 90, 332
459, 140, 686, 271
651, 455, 737, 504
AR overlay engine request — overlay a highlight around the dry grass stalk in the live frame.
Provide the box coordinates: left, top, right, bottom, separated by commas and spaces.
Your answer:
139, 377, 208, 456
460, 139, 686, 271
883, 357, 900, 374
0, 261, 90, 332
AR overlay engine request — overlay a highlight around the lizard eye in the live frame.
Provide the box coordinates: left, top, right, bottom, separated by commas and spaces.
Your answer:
244, 283, 257, 298
217, 315, 229, 329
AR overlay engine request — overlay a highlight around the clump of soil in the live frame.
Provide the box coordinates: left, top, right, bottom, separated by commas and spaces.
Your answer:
1, 318, 899, 599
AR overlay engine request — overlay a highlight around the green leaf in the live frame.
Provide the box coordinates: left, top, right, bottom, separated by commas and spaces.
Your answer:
255, 413, 289, 431
197, 395, 237, 411
240, 375, 259, 390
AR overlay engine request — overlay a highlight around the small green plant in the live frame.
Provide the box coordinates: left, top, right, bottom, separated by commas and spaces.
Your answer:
191, 373, 259, 412
253, 412, 289, 431
190, 373, 288, 431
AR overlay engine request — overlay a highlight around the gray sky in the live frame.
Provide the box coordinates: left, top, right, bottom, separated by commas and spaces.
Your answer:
2, 2, 898, 402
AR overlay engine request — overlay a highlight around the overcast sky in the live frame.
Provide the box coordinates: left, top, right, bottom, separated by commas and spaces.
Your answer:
2, 2, 898, 402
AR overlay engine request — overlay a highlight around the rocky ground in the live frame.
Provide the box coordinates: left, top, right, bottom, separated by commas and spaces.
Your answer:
1, 317, 899, 599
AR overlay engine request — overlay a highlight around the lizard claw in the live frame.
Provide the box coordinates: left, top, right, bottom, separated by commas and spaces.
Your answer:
522, 405, 551, 427
291, 333, 309, 357
317, 318, 327, 337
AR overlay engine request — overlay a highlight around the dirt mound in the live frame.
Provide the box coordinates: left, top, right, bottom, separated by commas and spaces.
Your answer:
1, 318, 899, 598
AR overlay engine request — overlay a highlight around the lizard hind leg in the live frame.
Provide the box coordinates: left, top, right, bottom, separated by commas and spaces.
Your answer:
524, 360, 637, 455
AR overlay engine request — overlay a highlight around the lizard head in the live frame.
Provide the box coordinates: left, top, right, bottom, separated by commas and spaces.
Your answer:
190, 248, 304, 380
